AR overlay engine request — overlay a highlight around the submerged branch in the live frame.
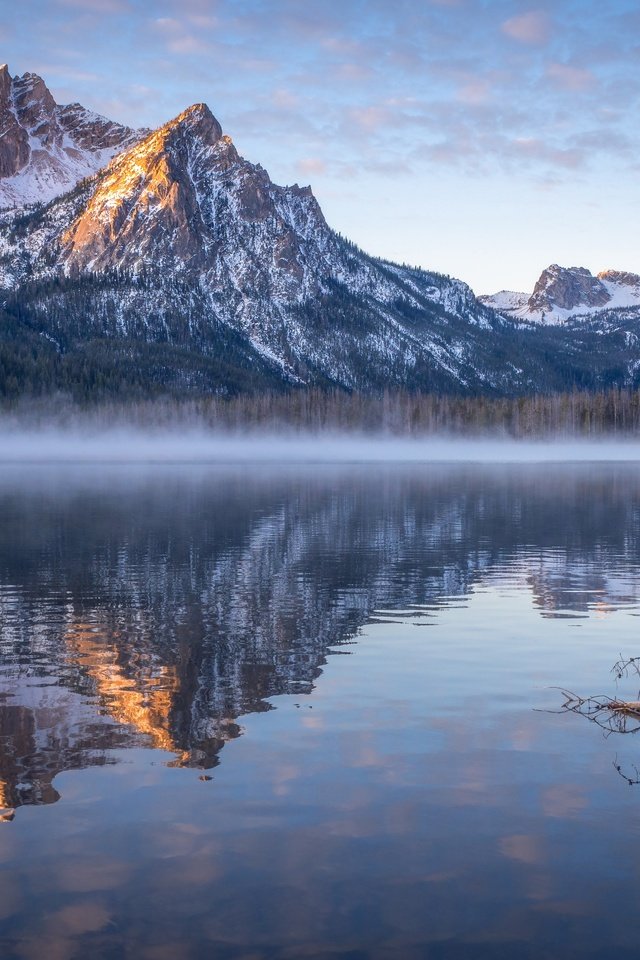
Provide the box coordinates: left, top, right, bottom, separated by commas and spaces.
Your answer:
614, 757, 640, 786
554, 686, 640, 735
551, 662, 640, 783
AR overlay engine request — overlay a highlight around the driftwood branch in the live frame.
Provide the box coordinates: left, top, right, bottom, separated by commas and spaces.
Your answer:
549, 658, 640, 785
611, 655, 640, 692
553, 686, 640, 736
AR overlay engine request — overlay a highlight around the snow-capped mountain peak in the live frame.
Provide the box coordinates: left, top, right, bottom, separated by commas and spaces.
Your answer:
2, 66, 640, 398
0, 88, 512, 393
58, 99, 332, 290
0, 64, 145, 210
481, 264, 640, 323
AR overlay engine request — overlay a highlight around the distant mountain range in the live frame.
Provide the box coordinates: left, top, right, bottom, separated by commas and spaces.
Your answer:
481, 265, 640, 324
0, 64, 639, 399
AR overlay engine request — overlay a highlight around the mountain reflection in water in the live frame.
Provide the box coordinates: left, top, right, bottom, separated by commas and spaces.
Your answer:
1, 463, 639, 814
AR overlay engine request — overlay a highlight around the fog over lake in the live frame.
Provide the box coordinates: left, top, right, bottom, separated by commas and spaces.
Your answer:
0, 427, 640, 462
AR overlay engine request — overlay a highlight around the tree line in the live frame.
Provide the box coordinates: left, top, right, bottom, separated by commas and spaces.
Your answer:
4, 387, 640, 437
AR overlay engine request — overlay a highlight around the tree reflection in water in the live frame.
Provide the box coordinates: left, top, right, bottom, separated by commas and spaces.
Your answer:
1, 463, 640, 815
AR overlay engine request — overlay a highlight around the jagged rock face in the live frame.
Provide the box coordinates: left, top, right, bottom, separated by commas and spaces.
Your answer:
597, 269, 640, 288
0, 65, 30, 179
61, 105, 221, 270
0, 95, 505, 393
528, 264, 611, 314
60, 101, 335, 316
60, 102, 326, 290
0, 64, 144, 209
4, 98, 487, 366
483, 266, 640, 325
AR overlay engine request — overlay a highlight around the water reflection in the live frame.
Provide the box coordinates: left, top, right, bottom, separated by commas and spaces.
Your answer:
0, 464, 639, 815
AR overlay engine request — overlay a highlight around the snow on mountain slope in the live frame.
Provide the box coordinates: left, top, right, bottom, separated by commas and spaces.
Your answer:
481, 265, 640, 323
478, 290, 529, 316
3, 79, 639, 396
0, 64, 145, 210
0, 99, 519, 392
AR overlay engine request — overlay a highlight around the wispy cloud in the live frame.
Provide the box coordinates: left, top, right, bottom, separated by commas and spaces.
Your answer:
455, 76, 493, 105
546, 62, 596, 91
296, 157, 327, 176
4, 0, 640, 292
57, 0, 131, 11
152, 16, 212, 54
501, 10, 551, 45
29, 62, 99, 83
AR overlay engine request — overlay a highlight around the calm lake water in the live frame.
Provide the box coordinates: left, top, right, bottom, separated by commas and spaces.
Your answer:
1, 462, 640, 959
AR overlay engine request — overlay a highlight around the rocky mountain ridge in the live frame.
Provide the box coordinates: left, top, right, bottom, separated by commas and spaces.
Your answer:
482, 264, 640, 324
0, 64, 144, 209
0, 91, 529, 395
0, 67, 639, 397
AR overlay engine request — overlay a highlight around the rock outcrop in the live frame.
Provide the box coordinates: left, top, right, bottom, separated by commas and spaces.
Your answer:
482, 265, 640, 324
528, 264, 611, 314
60, 102, 328, 291
597, 269, 640, 289
0, 64, 144, 209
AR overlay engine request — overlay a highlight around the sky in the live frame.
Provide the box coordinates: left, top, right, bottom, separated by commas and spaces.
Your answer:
4, 0, 640, 294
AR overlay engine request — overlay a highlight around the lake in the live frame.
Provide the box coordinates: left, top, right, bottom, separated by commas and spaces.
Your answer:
1, 462, 640, 959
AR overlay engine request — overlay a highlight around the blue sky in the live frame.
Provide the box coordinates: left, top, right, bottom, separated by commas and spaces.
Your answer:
4, 0, 640, 293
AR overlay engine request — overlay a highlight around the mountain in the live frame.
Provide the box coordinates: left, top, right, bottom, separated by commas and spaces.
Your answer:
482, 264, 640, 324
0, 97, 536, 396
0, 70, 640, 399
0, 64, 144, 209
